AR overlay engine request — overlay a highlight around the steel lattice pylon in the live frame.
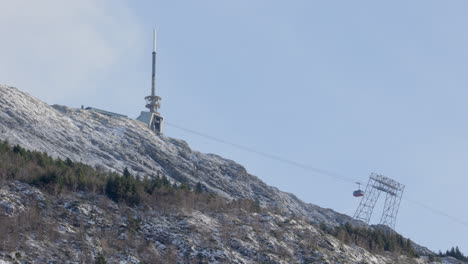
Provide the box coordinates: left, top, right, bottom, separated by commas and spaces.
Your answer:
353, 173, 405, 229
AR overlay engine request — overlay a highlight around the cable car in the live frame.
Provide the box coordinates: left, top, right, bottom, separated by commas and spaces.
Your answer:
353, 190, 364, 197
353, 182, 364, 197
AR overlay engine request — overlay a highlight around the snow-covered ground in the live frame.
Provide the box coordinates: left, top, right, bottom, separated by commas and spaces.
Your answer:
0, 84, 454, 263
0, 181, 445, 264
0, 84, 354, 227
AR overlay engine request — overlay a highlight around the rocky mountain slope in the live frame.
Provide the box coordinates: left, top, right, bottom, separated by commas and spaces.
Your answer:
0, 84, 352, 227
0, 180, 432, 264
0, 84, 462, 263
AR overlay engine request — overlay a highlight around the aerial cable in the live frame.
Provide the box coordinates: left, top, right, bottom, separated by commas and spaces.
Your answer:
403, 197, 468, 228
165, 122, 468, 230
165, 121, 359, 184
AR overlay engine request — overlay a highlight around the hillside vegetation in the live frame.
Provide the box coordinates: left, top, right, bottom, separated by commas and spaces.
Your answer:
0, 140, 430, 263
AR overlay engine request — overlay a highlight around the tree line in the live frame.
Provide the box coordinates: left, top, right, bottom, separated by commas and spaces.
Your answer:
0, 140, 202, 207
438, 246, 468, 262
320, 222, 418, 257
0, 140, 264, 263
0, 140, 262, 215
0, 140, 425, 262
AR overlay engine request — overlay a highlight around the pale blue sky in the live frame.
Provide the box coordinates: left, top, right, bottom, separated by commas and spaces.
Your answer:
1, 0, 467, 253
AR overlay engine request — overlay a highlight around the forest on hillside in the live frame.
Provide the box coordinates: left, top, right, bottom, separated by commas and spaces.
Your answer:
0, 140, 425, 261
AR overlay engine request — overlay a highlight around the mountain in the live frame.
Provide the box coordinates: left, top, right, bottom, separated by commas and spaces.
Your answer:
0, 84, 462, 263
0, 84, 353, 226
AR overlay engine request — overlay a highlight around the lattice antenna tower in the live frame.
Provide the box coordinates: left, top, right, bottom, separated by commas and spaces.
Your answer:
137, 29, 164, 134
353, 173, 405, 229
146, 29, 161, 114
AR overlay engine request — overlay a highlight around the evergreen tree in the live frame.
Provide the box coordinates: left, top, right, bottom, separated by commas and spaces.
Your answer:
123, 167, 131, 178
439, 246, 468, 261
195, 182, 204, 193
95, 253, 107, 264
105, 175, 121, 202
65, 157, 74, 167
161, 175, 170, 187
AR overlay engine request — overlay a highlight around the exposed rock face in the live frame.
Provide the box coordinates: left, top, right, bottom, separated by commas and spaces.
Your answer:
0, 84, 353, 227
0, 85, 457, 263
0, 181, 448, 264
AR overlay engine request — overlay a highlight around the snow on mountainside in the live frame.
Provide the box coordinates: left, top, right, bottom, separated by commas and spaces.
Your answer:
0, 84, 352, 227
2, 84, 454, 263
0, 181, 435, 264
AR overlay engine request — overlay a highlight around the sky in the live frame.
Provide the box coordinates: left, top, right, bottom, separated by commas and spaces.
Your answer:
1, 0, 467, 253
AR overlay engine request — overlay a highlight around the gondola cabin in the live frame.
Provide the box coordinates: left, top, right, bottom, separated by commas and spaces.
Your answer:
353, 190, 364, 197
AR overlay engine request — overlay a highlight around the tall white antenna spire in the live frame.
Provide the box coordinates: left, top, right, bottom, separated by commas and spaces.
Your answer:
150, 29, 157, 98
145, 28, 160, 112
139, 28, 164, 135
153, 28, 157, 52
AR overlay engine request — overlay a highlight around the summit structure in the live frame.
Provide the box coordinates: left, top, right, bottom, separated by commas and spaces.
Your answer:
137, 29, 163, 134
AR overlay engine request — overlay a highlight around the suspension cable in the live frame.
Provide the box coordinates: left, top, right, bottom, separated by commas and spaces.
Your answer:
165, 121, 358, 183
165, 121, 468, 229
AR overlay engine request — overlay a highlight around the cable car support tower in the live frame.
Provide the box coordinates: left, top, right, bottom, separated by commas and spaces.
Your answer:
353, 173, 405, 229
